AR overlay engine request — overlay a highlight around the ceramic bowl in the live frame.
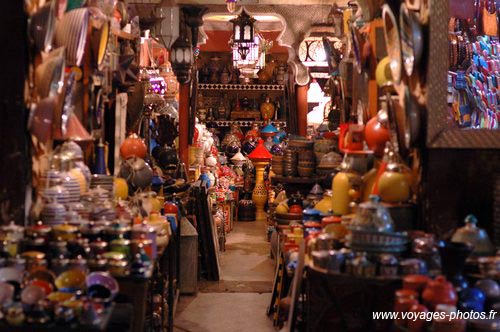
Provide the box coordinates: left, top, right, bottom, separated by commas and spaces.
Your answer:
382, 4, 402, 84
55, 269, 86, 292
54, 8, 89, 66
35, 47, 65, 98
29, 279, 53, 296
0, 267, 23, 284
403, 86, 421, 149
30, 1, 56, 53
86, 272, 119, 299
47, 291, 74, 303
0, 282, 15, 304
27, 268, 56, 285
21, 284, 46, 305
28, 96, 57, 143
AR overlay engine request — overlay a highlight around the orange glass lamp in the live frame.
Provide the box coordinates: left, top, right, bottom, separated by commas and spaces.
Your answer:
248, 139, 272, 222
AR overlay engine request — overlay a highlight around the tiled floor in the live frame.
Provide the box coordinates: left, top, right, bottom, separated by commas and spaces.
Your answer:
174, 220, 276, 332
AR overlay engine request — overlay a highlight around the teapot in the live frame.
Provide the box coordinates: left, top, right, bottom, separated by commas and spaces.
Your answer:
451, 214, 495, 256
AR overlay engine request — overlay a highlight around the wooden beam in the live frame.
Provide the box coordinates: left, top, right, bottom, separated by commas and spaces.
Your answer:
179, 82, 190, 167
296, 84, 308, 137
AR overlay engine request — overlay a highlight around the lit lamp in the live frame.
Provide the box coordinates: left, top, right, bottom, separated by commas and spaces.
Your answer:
230, 9, 256, 60
154, 0, 180, 50
248, 139, 272, 222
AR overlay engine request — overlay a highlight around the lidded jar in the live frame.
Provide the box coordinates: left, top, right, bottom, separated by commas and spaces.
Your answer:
451, 214, 495, 256
351, 195, 394, 232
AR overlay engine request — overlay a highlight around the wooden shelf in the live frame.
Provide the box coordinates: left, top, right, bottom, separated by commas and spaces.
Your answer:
208, 120, 287, 127
197, 83, 285, 91
271, 175, 325, 184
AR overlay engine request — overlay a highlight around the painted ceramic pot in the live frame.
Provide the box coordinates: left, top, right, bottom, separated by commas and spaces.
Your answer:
260, 97, 275, 121
422, 276, 458, 310
120, 133, 147, 159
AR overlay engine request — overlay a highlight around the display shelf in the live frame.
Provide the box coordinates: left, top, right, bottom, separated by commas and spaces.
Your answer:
208, 120, 287, 128
197, 83, 285, 91
271, 175, 325, 184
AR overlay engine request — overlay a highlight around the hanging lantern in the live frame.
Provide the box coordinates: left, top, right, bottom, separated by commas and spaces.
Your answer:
170, 16, 193, 84
154, 0, 180, 50
230, 9, 256, 44
299, 24, 343, 68
230, 9, 256, 61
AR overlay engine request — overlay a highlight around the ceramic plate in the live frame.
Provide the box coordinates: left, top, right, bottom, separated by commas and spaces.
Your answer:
30, 1, 56, 53
400, 3, 423, 77
350, 24, 363, 74
382, 4, 402, 84
403, 86, 421, 148
54, 8, 89, 67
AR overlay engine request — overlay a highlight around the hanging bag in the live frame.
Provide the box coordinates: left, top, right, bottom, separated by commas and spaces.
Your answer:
482, 0, 498, 36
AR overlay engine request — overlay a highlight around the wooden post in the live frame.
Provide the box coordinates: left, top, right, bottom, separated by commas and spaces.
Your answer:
178, 82, 190, 167
296, 84, 308, 137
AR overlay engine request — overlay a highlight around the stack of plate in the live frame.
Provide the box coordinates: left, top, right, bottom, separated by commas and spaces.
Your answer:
42, 185, 70, 205
314, 138, 337, 166
271, 155, 283, 176
283, 149, 297, 177
40, 202, 67, 225
60, 173, 81, 203
90, 174, 114, 198
40, 169, 62, 188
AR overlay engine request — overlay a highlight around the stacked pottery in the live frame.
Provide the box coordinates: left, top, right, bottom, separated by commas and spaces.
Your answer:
314, 138, 337, 166
271, 155, 283, 176
90, 175, 114, 199
317, 152, 343, 176
283, 149, 297, 177
40, 202, 67, 225
298, 149, 315, 177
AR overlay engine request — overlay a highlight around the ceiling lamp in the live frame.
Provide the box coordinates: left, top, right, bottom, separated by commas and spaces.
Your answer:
230, 9, 256, 61
154, 0, 180, 50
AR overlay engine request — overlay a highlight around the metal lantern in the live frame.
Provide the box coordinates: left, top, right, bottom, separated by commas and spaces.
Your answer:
170, 17, 193, 84
154, 2, 180, 50
230, 9, 256, 44
170, 36, 193, 84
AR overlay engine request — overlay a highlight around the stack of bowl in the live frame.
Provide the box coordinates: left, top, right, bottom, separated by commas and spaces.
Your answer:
271, 155, 283, 176
283, 149, 297, 177
316, 152, 343, 176
298, 149, 315, 177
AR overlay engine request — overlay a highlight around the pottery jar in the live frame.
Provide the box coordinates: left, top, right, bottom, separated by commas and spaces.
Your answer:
407, 303, 429, 332
422, 276, 458, 310
260, 97, 275, 121
120, 133, 147, 159
403, 274, 430, 294
377, 150, 411, 203
365, 109, 390, 157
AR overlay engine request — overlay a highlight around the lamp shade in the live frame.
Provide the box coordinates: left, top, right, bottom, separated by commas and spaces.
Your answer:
248, 139, 272, 162
155, 6, 180, 50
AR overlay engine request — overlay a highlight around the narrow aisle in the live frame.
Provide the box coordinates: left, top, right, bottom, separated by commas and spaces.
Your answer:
174, 220, 276, 332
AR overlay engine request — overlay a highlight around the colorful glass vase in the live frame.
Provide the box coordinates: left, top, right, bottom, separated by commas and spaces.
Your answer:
260, 97, 275, 121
